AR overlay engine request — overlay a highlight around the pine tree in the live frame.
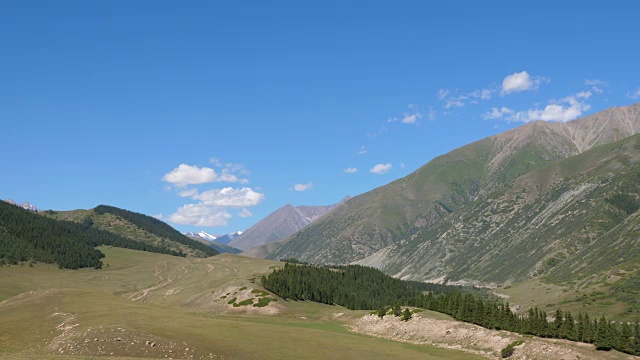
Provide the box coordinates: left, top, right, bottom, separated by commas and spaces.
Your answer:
594, 316, 613, 351
618, 322, 633, 354
553, 309, 564, 337
561, 311, 575, 340
377, 306, 388, 319
401, 308, 412, 321
633, 320, 640, 355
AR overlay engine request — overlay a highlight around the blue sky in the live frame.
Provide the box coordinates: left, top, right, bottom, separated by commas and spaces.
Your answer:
2, 1, 639, 235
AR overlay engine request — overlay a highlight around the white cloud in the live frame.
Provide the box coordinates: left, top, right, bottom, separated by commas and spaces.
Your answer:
193, 187, 265, 207
386, 104, 424, 125
167, 204, 232, 227
441, 88, 494, 109
445, 96, 465, 109
344, 167, 358, 173
218, 169, 239, 183
163, 163, 246, 187
482, 107, 514, 120
400, 162, 406, 168
293, 182, 313, 192
501, 71, 546, 95
162, 164, 218, 187
357, 146, 367, 156
484, 93, 591, 123
369, 163, 392, 174
401, 104, 422, 124
525, 95, 590, 122
163, 159, 259, 228
576, 91, 591, 99
627, 88, 640, 100
366, 126, 388, 139
238, 208, 253, 218
178, 188, 199, 198
224, 162, 250, 175
210, 157, 250, 175
427, 106, 436, 121
437, 88, 449, 100
585, 79, 606, 94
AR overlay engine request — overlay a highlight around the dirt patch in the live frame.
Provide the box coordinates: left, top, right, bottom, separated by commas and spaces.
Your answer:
350, 314, 635, 360
46, 324, 222, 359
205, 285, 282, 315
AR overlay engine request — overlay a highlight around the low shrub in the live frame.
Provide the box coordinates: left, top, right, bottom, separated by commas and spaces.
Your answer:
233, 298, 254, 307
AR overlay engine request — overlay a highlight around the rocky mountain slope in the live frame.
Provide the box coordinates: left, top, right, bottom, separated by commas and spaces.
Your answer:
229, 202, 341, 251
265, 104, 640, 287
207, 241, 242, 254
214, 231, 243, 244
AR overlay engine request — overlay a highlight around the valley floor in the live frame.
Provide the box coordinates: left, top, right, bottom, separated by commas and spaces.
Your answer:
0, 248, 636, 359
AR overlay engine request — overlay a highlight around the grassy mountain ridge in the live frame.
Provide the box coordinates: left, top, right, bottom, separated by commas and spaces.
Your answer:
369, 133, 640, 284
94, 205, 218, 256
267, 104, 640, 266
0, 201, 183, 268
43, 205, 217, 257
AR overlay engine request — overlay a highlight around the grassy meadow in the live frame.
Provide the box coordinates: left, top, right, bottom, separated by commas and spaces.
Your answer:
0, 247, 481, 360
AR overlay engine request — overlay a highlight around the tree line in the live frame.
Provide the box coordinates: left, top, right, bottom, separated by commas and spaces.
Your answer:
0, 200, 185, 269
94, 205, 218, 256
262, 263, 640, 355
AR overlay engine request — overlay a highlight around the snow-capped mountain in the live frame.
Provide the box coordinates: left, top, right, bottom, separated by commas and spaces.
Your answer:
184, 231, 218, 241
4, 199, 38, 212
183, 230, 243, 244
212, 231, 243, 244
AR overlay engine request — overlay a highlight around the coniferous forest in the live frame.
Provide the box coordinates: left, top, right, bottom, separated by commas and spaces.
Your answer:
263, 263, 640, 356
94, 205, 218, 256
0, 201, 185, 269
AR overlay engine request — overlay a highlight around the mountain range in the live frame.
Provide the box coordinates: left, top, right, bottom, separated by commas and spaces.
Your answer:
184, 230, 220, 241
183, 231, 243, 254
4, 199, 38, 212
259, 103, 640, 290
228, 201, 344, 251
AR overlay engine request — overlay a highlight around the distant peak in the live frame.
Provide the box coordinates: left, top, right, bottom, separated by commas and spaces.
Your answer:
4, 199, 38, 211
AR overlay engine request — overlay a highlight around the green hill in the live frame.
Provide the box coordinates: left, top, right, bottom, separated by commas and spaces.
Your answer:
0, 201, 184, 269
43, 205, 218, 257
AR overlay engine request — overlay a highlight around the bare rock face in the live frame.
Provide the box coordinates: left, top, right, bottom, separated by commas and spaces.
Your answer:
266, 103, 640, 286
229, 202, 342, 251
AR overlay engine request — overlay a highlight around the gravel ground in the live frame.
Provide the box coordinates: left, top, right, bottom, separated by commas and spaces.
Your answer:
350, 314, 638, 360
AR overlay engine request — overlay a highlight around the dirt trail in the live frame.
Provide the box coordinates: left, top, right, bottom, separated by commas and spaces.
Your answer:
127, 262, 172, 302
46, 312, 79, 354
351, 314, 637, 360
